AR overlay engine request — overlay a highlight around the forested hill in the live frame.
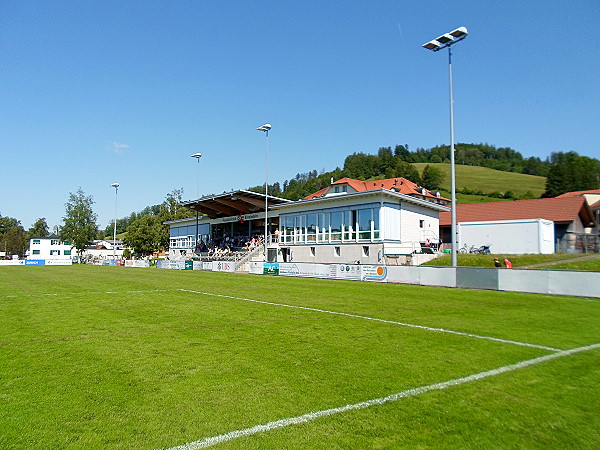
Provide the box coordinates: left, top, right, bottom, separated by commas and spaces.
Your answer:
249, 143, 600, 202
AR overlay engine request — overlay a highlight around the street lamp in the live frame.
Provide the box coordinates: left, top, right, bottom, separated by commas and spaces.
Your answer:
110, 182, 119, 261
257, 123, 271, 261
191, 152, 202, 252
423, 26, 468, 268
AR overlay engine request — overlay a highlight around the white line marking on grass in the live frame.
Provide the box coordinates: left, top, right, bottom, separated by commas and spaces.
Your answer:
166, 342, 600, 449
178, 289, 559, 351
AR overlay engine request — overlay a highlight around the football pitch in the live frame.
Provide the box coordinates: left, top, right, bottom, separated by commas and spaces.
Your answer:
1, 265, 599, 449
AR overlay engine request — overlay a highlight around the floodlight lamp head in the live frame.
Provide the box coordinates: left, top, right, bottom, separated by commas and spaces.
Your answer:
111, 183, 119, 188
422, 40, 442, 51
191, 152, 202, 158
450, 27, 468, 38
423, 27, 468, 52
257, 123, 272, 132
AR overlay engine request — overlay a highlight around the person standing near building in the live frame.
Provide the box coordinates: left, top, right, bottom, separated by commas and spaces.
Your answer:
494, 258, 501, 268
504, 258, 513, 269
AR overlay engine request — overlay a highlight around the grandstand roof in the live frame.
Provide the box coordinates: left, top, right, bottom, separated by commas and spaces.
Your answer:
180, 189, 291, 219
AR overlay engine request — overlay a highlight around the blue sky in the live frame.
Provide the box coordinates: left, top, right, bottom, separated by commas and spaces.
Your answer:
1, 0, 598, 230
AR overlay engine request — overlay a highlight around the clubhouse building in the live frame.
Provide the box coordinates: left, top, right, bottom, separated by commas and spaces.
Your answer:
166, 177, 449, 266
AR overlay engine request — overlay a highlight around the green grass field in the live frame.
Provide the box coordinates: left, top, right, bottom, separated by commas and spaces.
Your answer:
413, 163, 546, 198
1, 266, 599, 449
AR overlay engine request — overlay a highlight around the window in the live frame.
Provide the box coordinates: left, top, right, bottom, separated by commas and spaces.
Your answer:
362, 246, 370, 257
317, 213, 329, 241
32, 239, 40, 245
64, 250, 71, 256
343, 210, 357, 240
310, 247, 316, 257
358, 208, 372, 240
306, 214, 317, 242
295, 215, 306, 243
334, 246, 341, 257
50, 250, 60, 256
419, 220, 425, 228
330, 211, 342, 241
51, 240, 59, 245
33, 250, 40, 255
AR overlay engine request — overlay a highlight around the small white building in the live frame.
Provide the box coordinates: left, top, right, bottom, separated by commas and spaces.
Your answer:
27, 235, 75, 260
82, 240, 125, 260
458, 219, 555, 254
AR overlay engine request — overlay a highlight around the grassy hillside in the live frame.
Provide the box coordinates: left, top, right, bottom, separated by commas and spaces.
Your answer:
413, 163, 546, 198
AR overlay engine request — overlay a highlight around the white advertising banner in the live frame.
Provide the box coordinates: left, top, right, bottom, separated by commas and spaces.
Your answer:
124, 260, 150, 268
45, 260, 73, 266
212, 260, 236, 272
249, 262, 263, 274
0, 260, 24, 266
360, 265, 388, 282
331, 264, 361, 280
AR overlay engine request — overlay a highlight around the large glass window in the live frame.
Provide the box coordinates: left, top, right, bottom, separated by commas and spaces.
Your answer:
306, 214, 317, 242
317, 213, 329, 241
343, 210, 356, 241
295, 215, 306, 243
358, 208, 372, 240
330, 211, 342, 241
283, 216, 294, 244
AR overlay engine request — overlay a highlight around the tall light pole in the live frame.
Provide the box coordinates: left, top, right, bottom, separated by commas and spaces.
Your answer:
257, 123, 271, 261
110, 183, 119, 261
191, 152, 202, 252
423, 26, 468, 268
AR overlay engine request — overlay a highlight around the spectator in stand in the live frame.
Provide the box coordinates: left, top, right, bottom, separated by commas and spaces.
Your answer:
504, 258, 512, 269
494, 258, 501, 268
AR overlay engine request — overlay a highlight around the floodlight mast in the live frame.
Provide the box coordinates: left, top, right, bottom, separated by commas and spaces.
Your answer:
191, 153, 202, 252
257, 124, 271, 261
422, 26, 468, 268
111, 183, 119, 261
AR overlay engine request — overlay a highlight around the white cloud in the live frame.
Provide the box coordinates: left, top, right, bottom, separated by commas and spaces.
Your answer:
112, 142, 129, 154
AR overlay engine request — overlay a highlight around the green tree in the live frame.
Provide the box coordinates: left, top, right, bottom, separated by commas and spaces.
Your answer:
0, 215, 20, 236
0, 225, 27, 256
124, 215, 165, 256
421, 165, 444, 191
393, 160, 421, 184
28, 217, 49, 238
61, 188, 98, 259
543, 152, 600, 197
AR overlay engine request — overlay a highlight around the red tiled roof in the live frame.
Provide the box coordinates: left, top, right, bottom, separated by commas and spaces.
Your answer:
439, 196, 594, 226
556, 189, 600, 198
305, 177, 448, 202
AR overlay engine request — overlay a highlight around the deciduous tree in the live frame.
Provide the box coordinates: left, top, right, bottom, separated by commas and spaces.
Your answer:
61, 188, 98, 259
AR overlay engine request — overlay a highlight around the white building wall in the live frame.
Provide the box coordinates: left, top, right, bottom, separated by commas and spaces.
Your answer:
28, 238, 74, 260
399, 203, 440, 243
458, 219, 555, 254
380, 204, 401, 240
